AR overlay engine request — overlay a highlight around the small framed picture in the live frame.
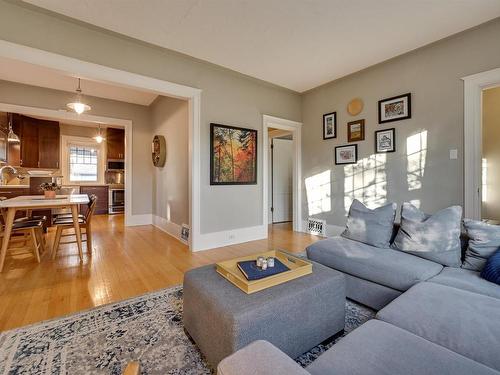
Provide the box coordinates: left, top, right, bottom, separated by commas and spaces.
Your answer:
375, 128, 396, 153
378, 93, 411, 124
323, 112, 337, 139
335, 144, 358, 165
347, 119, 365, 142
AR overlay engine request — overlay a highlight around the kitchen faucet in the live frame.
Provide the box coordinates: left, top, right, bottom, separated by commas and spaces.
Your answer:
0, 165, 18, 185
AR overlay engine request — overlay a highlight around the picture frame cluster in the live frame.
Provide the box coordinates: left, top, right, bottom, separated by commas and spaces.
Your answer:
325, 93, 410, 165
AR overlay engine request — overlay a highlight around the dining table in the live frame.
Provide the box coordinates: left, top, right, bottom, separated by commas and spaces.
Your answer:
0, 194, 90, 272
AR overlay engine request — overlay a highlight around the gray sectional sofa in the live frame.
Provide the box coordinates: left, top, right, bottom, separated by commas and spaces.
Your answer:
217, 224, 500, 375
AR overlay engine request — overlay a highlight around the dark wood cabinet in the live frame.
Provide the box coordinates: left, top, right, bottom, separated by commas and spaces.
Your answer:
37, 120, 60, 168
106, 128, 125, 160
80, 185, 109, 215
0, 112, 8, 162
7, 114, 60, 169
19, 116, 39, 168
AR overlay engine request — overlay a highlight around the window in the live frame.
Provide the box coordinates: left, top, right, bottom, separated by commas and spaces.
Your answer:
69, 144, 99, 182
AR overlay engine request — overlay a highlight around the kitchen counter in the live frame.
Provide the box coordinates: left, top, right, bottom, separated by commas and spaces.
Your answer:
0, 185, 30, 189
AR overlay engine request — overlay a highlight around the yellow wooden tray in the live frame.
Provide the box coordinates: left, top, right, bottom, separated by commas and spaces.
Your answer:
216, 250, 312, 294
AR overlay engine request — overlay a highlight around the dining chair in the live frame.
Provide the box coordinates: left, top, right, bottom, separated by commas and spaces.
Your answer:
0, 219, 46, 265
51, 194, 97, 260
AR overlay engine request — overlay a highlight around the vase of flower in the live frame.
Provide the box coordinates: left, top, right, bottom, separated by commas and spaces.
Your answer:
40, 182, 60, 199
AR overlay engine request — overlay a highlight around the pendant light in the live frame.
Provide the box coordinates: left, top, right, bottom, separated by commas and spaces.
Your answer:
94, 124, 105, 144
67, 78, 91, 114
7, 113, 20, 143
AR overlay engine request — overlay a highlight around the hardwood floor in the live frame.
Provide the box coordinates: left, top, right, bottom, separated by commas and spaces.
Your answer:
0, 215, 321, 331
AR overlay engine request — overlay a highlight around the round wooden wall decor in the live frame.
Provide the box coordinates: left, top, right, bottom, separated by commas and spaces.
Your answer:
152, 135, 166, 167
347, 98, 364, 116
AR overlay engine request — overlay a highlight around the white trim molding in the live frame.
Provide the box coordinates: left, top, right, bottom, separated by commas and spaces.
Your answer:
0, 40, 202, 251
462, 67, 500, 219
263, 115, 303, 234
194, 225, 267, 252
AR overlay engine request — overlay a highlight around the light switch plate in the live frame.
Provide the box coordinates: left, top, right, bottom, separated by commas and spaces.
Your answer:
449, 149, 458, 159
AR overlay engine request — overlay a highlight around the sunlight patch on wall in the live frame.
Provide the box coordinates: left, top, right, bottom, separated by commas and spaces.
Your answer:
344, 154, 387, 213
482, 158, 488, 202
305, 170, 331, 215
407, 130, 428, 191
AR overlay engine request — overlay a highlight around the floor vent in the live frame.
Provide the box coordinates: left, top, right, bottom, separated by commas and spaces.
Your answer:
307, 218, 326, 237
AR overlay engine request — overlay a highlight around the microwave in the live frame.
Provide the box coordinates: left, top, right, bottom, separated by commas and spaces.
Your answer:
107, 159, 124, 171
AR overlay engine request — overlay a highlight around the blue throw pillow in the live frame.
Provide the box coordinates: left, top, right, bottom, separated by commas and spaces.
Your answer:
481, 249, 500, 285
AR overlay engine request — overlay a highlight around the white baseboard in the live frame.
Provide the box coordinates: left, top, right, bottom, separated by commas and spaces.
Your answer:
152, 215, 187, 245
192, 225, 267, 252
125, 214, 153, 226
301, 220, 344, 237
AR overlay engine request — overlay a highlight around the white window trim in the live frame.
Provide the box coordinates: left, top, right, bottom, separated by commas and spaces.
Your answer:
61, 135, 106, 185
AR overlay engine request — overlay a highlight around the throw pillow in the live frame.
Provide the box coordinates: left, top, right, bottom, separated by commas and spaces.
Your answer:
392, 203, 462, 267
341, 199, 397, 248
480, 248, 500, 285
463, 219, 500, 271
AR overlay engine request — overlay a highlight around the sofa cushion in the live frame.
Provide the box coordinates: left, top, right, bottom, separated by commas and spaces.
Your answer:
307, 320, 499, 375
377, 282, 500, 371
392, 203, 462, 267
481, 249, 500, 286
463, 219, 500, 271
429, 267, 500, 300
341, 199, 397, 248
306, 236, 442, 292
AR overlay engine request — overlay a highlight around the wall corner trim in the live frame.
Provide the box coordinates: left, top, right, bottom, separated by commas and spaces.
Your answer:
152, 215, 187, 245
125, 214, 153, 226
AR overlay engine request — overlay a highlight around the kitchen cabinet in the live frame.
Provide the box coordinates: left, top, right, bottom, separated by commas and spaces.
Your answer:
80, 185, 109, 215
37, 120, 60, 168
8, 114, 60, 169
106, 128, 125, 160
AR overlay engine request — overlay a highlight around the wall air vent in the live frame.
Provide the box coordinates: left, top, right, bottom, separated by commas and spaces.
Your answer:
307, 218, 326, 237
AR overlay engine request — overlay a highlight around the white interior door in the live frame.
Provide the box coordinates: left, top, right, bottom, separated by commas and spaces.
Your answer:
272, 138, 293, 223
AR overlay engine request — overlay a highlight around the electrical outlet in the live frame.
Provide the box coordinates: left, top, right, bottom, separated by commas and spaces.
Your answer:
449, 149, 458, 160
229, 233, 235, 240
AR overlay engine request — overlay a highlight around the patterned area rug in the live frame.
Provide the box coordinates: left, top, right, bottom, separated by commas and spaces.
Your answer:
0, 285, 375, 374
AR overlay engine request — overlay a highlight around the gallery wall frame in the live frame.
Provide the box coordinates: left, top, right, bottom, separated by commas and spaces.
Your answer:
378, 93, 411, 124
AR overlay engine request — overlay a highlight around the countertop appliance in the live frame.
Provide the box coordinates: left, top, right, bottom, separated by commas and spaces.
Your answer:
109, 187, 124, 214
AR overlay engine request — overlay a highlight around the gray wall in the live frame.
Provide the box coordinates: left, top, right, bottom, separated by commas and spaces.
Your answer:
150, 96, 189, 226
0, 79, 153, 215
301, 18, 500, 228
0, 1, 302, 234
482, 86, 500, 221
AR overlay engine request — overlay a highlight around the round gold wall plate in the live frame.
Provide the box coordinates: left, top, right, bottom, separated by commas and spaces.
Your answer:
152, 135, 166, 167
347, 98, 363, 116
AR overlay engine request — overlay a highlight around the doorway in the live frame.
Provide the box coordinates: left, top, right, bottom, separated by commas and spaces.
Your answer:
463, 67, 500, 220
262, 115, 302, 233
481, 86, 500, 224
269, 131, 293, 223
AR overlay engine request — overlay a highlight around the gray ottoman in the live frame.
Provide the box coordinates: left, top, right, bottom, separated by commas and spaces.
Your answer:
183, 260, 345, 368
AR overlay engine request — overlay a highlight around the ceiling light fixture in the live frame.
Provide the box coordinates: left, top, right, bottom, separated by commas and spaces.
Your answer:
67, 78, 91, 114
94, 124, 105, 144
7, 113, 20, 143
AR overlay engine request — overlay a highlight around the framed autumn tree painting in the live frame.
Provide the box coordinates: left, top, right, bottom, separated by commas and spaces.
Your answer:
210, 123, 257, 185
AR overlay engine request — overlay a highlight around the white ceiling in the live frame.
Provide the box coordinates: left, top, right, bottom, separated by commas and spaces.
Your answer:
22, 0, 500, 92
0, 56, 158, 106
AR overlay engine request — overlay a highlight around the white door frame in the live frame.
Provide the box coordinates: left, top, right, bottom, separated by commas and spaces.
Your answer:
263, 115, 302, 233
462, 67, 500, 219
0, 40, 202, 251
